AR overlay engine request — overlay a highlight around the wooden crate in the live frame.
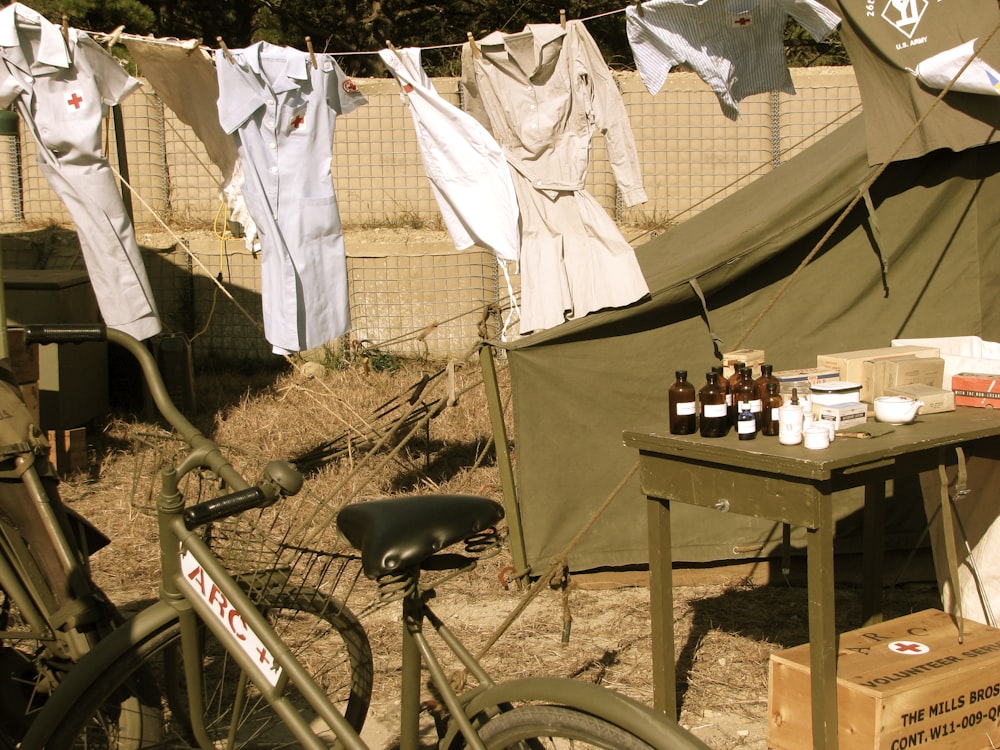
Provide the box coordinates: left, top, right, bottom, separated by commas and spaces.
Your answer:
7, 327, 39, 384
48, 427, 87, 474
769, 609, 1000, 750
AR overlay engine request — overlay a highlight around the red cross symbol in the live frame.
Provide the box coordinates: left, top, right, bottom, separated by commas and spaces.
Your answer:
291, 115, 305, 129
256, 646, 271, 664
66, 92, 84, 109
889, 641, 929, 654
734, 15, 752, 26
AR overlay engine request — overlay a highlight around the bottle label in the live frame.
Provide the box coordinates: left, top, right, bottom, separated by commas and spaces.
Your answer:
703, 403, 727, 418
675, 402, 697, 416
749, 399, 763, 413
737, 419, 756, 435
772, 407, 780, 420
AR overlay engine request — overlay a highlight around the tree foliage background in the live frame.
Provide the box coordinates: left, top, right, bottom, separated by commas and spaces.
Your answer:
31, 0, 848, 77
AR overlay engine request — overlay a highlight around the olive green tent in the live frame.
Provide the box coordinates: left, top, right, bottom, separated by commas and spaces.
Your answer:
491, 113, 1000, 574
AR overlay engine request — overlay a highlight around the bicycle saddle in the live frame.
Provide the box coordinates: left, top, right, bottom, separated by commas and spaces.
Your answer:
336, 494, 504, 579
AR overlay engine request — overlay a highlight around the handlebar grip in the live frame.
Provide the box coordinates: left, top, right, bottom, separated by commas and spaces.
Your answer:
183, 487, 268, 530
23, 324, 108, 345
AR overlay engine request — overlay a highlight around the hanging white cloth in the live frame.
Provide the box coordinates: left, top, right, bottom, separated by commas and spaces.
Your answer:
463, 21, 650, 335
0, 3, 161, 340
913, 39, 1000, 95
216, 41, 366, 355
378, 46, 519, 263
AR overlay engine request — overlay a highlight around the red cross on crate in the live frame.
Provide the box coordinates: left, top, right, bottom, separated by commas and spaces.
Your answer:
889, 640, 930, 655
66, 92, 84, 109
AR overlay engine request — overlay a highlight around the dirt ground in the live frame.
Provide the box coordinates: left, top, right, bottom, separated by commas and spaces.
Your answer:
53, 350, 943, 749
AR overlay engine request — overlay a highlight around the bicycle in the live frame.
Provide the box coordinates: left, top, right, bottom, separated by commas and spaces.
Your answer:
16, 323, 710, 749
0, 328, 164, 747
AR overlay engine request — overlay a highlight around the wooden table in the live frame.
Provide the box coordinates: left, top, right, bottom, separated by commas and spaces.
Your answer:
623, 408, 1000, 750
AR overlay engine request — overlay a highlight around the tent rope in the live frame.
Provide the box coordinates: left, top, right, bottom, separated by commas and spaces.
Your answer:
733, 21, 1000, 351
472, 460, 640, 661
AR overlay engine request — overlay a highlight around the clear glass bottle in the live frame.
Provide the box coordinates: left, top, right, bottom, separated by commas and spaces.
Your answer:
761, 381, 782, 436
699, 372, 729, 438
668, 370, 697, 435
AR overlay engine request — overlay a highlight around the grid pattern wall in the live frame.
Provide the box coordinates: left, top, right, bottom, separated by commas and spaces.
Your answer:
348, 249, 497, 359
0, 67, 863, 363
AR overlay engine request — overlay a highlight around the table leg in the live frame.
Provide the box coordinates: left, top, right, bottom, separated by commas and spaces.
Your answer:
807, 505, 839, 750
647, 496, 677, 718
862, 480, 886, 625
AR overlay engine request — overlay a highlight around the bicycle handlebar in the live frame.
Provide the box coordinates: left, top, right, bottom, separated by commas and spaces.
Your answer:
183, 487, 267, 529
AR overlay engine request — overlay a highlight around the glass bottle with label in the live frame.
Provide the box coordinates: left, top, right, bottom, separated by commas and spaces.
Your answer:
699, 372, 729, 438
668, 370, 697, 434
737, 402, 757, 440
712, 366, 732, 415
761, 381, 783, 436
730, 367, 755, 428
740, 366, 764, 429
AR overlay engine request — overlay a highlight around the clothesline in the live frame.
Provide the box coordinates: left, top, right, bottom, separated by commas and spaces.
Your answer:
99, 4, 632, 62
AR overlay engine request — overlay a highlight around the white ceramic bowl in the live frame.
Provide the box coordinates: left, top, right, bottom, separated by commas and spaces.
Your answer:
873, 396, 923, 424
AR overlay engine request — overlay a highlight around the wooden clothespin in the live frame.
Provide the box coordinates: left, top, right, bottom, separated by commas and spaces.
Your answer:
105, 25, 125, 50
305, 36, 317, 69
635, 0, 645, 17
386, 39, 404, 62
467, 31, 481, 60
60, 14, 69, 43
560, 9, 567, 28
216, 36, 235, 64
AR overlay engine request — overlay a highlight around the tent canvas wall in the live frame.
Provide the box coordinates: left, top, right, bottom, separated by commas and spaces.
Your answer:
494, 114, 1000, 574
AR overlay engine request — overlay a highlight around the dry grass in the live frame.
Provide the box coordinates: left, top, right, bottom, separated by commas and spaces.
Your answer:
56, 353, 942, 749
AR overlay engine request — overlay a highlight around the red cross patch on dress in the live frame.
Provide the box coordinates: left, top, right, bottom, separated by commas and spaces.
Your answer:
342, 79, 359, 94
65, 90, 85, 111
732, 13, 753, 27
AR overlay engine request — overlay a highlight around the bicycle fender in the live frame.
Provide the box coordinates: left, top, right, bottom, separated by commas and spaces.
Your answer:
18, 600, 177, 750
451, 677, 711, 750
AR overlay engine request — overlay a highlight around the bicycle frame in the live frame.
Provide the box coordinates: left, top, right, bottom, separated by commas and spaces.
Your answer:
155, 463, 368, 750
16, 324, 709, 750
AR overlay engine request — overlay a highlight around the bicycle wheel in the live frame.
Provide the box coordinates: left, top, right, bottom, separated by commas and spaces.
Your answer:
477, 704, 655, 749
1, 590, 162, 748
36, 587, 373, 748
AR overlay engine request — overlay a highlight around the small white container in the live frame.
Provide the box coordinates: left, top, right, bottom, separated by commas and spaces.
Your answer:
803, 425, 831, 450
778, 404, 804, 445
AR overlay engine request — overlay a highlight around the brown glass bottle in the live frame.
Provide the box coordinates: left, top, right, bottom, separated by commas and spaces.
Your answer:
712, 366, 732, 414
755, 364, 780, 404
668, 370, 697, 434
761, 381, 783, 436
730, 366, 757, 428
699, 372, 729, 438
726, 363, 745, 425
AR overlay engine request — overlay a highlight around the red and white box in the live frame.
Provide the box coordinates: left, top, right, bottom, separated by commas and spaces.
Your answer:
951, 372, 1000, 408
